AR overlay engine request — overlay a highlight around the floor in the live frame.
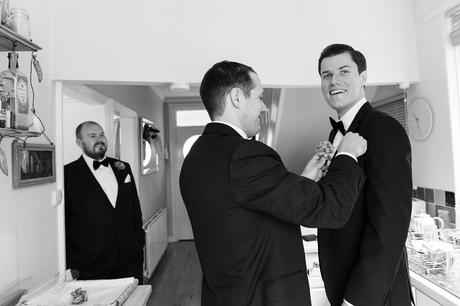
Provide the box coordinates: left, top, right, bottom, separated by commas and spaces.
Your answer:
147, 241, 202, 306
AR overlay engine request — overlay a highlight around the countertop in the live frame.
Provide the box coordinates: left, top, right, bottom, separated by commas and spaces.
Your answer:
410, 271, 460, 306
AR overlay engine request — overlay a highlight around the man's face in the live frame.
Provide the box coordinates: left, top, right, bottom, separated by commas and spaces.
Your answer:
77, 123, 107, 160
320, 52, 366, 118
240, 72, 268, 138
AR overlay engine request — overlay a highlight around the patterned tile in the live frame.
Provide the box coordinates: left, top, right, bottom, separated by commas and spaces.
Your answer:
446, 191, 456, 207
417, 187, 425, 201
425, 188, 434, 203
426, 202, 436, 218
434, 189, 446, 206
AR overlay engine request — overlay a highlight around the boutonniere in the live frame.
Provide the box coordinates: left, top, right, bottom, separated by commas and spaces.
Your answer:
114, 161, 126, 171
315, 140, 335, 161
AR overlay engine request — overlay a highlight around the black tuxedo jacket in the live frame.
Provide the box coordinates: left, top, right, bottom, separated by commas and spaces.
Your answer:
64, 156, 145, 274
179, 122, 365, 306
318, 102, 413, 306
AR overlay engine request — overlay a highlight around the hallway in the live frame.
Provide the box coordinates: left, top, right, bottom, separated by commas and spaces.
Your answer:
147, 241, 201, 306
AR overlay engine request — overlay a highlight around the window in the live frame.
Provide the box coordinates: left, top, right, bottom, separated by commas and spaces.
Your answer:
183, 135, 200, 158
176, 110, 210, 127
373, 93, 407, 132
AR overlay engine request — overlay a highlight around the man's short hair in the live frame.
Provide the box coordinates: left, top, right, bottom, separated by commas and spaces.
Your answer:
75, 121, 101, 139
200, 61, 256, 119
318, 44, 367, 75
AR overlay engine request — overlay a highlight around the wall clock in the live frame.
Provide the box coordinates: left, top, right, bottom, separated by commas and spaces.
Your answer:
407, 98, 433, 141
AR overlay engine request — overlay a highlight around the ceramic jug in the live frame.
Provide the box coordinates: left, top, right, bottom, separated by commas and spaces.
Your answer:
410, 213, 444, 239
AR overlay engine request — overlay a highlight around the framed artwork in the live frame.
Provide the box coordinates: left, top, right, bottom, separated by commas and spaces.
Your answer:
12, 141, 56, 189
140, 118, 160, 175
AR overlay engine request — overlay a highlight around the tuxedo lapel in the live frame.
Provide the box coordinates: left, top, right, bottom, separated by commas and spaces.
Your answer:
76, 156, 115, 208
328, 102, 372, 160
328, 129, 337, 143
108, 158, 124, 184
108, 158, 131, 208
347, 102, 372, 133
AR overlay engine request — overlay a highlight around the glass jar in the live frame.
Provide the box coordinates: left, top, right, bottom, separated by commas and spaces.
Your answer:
7, 7, 30, 40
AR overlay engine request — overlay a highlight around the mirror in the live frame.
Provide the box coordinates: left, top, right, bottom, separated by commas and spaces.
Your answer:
140, 117, 160, 175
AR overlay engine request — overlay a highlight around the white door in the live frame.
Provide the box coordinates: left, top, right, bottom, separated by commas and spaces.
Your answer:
167, 102, 210, 241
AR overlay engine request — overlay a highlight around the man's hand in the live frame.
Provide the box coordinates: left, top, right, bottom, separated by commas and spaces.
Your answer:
337, 132, 367, 158
301, 154, 327, 182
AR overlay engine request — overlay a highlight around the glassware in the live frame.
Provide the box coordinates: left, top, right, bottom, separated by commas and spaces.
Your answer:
7, 7, 30, 39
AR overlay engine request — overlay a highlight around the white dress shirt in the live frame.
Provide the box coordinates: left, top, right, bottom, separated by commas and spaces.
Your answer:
82, 154, 118, 207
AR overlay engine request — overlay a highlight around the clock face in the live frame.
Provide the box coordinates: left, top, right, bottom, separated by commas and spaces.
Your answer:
407, 98, 433, 141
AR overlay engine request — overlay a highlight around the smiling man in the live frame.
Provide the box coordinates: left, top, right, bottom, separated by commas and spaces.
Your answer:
179, 60, 368, 306
64, 121, 145, 283
317, 44, 413, 306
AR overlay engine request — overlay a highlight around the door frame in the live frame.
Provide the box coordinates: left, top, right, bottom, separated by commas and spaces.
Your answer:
165, 99, 204, 241
55, 81, 138, 273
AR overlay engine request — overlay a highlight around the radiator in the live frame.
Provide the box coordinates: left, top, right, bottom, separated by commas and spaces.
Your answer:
143, 208, 168, 280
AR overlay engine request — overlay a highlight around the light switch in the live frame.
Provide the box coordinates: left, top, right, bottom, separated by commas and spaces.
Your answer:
51, 189, 63, 207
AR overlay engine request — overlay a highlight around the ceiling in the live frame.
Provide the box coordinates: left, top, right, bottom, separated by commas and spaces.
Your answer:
149, 83, 200, 100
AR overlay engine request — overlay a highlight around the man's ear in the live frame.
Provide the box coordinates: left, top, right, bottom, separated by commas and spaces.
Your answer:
76, 138, 83, 149
229, 87, 242, 108
360, 71, 367, 85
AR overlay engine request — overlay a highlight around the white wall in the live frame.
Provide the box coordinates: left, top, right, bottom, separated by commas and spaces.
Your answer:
50, 0, 419, 87
0, 0, 57, 292
408, 0, 458, 193
275, 88, 335, 173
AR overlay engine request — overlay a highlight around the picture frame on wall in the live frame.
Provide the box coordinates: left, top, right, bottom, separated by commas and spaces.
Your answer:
12, 140, 56, 189
140, 117, 160, 175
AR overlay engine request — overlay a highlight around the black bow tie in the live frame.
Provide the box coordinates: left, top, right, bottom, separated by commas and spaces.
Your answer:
93, 159, 109, 170
329, 117, 346, 135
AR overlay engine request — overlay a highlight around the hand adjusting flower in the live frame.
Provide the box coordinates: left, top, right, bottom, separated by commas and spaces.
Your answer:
315, 140, 336, 161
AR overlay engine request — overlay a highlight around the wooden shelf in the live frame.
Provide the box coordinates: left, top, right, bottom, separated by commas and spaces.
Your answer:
0, 24, 41, 52
0, 128, 41, 139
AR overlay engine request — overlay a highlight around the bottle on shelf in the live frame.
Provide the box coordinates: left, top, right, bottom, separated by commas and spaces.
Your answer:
0, 51, 30, 130
0, 80, 8, 128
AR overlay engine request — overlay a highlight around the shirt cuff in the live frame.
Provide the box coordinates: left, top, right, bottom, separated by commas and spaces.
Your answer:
343, 299, 354, 306
336, 152, 358, 162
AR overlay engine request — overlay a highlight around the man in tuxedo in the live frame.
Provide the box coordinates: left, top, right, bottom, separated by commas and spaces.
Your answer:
179, 60, 368, 306
317, 44, 413, 305
65, 121, 145, 283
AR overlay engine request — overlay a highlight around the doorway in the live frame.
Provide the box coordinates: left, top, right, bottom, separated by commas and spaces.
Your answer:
166, 102, 209, 241
55, 82, 138, 271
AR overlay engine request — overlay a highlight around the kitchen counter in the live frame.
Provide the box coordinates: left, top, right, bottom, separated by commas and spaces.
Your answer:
410, 271, 460, 306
